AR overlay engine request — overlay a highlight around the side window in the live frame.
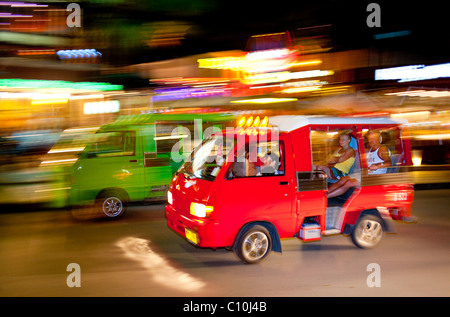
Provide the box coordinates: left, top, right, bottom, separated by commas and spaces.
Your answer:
363, 128, 404, 174
311, 129, 358, 171
155, 123, 181, 153
311, 130, 338, 167
310, 129, 361, 184
231, 140, 284, 178
86, 131, 135, 158
123, 132, 136, 156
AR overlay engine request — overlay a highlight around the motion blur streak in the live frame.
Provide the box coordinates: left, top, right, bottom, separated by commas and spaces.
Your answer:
116, 237, 205, 292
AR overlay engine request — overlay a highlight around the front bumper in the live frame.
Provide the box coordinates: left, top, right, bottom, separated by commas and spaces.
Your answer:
165, 204, 222, 248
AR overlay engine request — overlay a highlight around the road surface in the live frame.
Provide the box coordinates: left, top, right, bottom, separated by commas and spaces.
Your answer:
0, 189, 449, 298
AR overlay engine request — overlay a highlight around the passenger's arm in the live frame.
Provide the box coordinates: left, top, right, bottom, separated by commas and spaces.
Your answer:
326, 149, 341, 164
335, 149, 355, 163
378, 147, 392, 167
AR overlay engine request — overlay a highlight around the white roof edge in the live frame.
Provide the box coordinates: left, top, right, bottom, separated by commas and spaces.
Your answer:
269, 115, 407, 132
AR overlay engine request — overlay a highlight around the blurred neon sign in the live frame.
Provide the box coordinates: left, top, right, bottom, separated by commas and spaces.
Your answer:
230, 98, 297, 104
198, 48, 297, 73
84, 100, 120, 115
242, 70, 333, 85
0, 79, 123, 91
246, 48, 292, 60
0, 2, 47, 8
375, 63, 450, 82
198, 50, 332, 86
31, 98, 68, 106
385, 89, 450, 98
153, 86, 230, 102
57, 49, 102, 59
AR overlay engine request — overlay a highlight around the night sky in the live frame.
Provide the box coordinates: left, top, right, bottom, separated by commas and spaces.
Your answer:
82, 0, 447, 64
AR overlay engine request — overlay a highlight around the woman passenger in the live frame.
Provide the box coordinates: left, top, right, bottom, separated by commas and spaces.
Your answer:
314, 132, 356, 181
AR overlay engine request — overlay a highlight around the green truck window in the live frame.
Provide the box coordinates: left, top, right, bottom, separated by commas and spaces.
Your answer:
86, 131, 135, 158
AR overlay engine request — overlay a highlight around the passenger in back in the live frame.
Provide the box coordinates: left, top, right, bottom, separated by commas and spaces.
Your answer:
366, 130, 391, 174
314, 132, 356, 181
328, 130, 392, 200
327, 175, 360, 198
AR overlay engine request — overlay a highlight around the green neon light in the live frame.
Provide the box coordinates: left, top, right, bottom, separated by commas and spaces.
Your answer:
0, 79, 123, 91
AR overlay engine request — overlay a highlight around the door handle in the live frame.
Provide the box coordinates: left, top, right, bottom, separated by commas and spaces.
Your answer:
129, 159, 137, 163
279, 181, 289, 185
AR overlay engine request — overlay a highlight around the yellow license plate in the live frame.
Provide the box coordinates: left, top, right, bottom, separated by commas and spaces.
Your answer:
185, 228, 198, 245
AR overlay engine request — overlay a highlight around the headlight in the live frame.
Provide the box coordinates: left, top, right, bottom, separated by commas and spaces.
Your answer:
167, 191, 173, 205
190, 202, 213, 218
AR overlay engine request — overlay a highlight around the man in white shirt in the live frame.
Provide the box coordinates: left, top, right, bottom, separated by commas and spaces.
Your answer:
366, 131, 391, 174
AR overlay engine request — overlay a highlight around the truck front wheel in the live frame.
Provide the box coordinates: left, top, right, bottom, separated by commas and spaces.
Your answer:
235, 225, 272, 264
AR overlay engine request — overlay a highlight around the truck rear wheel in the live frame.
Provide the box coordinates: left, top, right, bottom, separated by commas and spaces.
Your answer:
235, 225, 272, 264
351, 214, 383, 249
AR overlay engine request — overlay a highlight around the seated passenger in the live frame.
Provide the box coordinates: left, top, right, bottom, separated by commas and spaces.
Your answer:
261, 152, 280, 175
328, 131, 392, 199
327, 176, 360, 198
366, 131, 391, 174
314, 132, 355, 181
232, 150, 257, 177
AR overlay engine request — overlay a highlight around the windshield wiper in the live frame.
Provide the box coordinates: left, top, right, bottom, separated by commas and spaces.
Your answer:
181, 171, 193, 180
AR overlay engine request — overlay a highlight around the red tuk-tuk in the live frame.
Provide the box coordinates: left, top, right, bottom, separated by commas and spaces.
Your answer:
165, 115, 415, 264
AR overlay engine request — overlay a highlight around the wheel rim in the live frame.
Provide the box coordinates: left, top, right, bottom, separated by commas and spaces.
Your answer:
356, 219, 382, 248
102, 197, 123, 217
242, 231, 269, 262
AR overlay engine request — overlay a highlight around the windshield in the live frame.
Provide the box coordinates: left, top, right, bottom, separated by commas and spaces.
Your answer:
49, 128, 98, 155
40, 127, 99, 166
179, 135, 233, 181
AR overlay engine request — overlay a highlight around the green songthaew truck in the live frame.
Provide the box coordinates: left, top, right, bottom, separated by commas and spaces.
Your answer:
68, 112, 236, 219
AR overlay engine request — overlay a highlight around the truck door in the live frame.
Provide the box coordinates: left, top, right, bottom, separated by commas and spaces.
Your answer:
141, 125, 173, 199
75, 130, 144, 203
216, 134, 297, 238
295, 171, 327, 232
294, 128, 331, 232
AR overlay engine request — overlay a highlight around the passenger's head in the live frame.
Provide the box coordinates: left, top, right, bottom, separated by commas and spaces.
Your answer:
367, 131, 381, 148
264, 152, 279, 168
338, 132, 352, 148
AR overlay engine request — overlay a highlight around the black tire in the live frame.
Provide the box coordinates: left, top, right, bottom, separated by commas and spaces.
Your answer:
235, 225, 272, 264
351, 214, 384, 249
95, 190, 128, 219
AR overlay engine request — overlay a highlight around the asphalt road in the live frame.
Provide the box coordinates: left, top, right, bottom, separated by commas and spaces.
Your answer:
0, 189, 449, 298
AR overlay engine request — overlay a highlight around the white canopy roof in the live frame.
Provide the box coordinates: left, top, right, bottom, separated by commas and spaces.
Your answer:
269, 115, 407, 132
